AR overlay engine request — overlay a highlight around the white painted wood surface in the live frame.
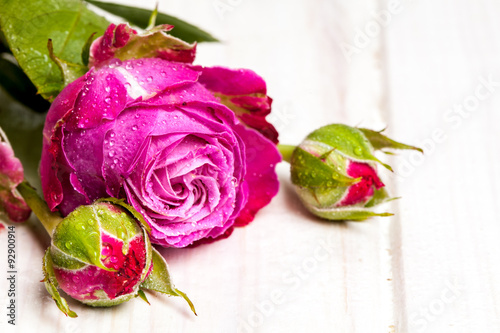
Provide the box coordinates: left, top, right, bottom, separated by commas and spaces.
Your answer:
1, 0, 500, 332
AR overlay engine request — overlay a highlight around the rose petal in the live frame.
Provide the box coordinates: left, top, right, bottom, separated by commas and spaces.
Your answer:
89, 23, 196, 68
336, 162, 385, 207
0, 142, 30, 222
196, 66, 279, 144
233, 125, 281, 226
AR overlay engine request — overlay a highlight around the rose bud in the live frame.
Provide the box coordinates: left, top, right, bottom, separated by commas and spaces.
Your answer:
17, 183, 195, 317
40, 23, 280, 248
281, 124, 422, 220
0, 127, 31, 222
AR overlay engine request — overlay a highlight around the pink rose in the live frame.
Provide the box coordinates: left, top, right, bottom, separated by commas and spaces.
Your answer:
40, 24, 280, 247
0, 129, 31, 222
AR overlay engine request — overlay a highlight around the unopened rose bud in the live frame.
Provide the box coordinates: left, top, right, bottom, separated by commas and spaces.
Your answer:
0, 127, 31, 222
16, 183, 195, 317
282, 124, 422, 220
43, 200, 153, 310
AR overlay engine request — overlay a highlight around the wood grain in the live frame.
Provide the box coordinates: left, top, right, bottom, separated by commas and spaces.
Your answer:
1, 0, 499, 332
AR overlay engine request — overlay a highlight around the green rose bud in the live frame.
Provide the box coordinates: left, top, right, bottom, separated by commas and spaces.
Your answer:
280, 124, 422, 221
17, 183, 195, 317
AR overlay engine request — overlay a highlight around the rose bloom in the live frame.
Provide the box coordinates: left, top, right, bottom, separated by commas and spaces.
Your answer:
40, 24, 280, 247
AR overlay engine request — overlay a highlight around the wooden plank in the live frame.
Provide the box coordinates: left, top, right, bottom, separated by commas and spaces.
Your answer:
384, 0, 500, 332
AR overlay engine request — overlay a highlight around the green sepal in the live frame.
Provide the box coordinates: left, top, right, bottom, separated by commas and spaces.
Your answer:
136, 289, 150, 305
294, 185, 348, 210
290, 147, 359, 188
97, 24, 195, 66
97, 197, 151, 234
306, 124, 392, 171
83, 0, 218, 43
52, 205, 110, 271
307, 206, 393, 221
146, 4, 158, 30
47, 39, 88, 88
50, 245, 87, 270
364, 187, 391, 208
359, 128, 423, 153
81, 32, 96, 67
42, 249, 78, 318
141, 248, 197, 316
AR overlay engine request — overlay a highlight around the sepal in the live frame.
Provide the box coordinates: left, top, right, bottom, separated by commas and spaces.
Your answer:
42, 249, 77, 318
141, 248, 197, 315
359, 128, 423, 153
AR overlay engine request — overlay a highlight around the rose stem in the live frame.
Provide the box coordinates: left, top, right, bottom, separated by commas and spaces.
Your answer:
16, 181, 62, 236
277, 144, 296, 164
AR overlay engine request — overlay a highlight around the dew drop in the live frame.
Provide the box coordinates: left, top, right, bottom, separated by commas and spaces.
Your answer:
101, 244, 112, 257
132, 125, 138, 131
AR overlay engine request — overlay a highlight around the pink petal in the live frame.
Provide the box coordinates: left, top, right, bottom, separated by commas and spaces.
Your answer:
89, 23, 196, 68
233, 125, 281, 226
196, 66, 279, 144
337, 162, 385, 207
0, 142, 31, 222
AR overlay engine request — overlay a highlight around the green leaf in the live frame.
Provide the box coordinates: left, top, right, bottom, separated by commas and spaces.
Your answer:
0, 55, 51, 112
42, 249, 78, 318
84, 0, 218, 43
141, 248, 197, 315
0, 0, 109, 101
359, 128, 423, 153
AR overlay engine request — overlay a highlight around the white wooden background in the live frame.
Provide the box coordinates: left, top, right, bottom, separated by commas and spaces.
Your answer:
1, 0, 500, 332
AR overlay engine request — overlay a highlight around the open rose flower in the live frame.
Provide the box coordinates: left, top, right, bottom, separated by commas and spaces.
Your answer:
40, 24, 280, 247
285, 124, 421, 220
